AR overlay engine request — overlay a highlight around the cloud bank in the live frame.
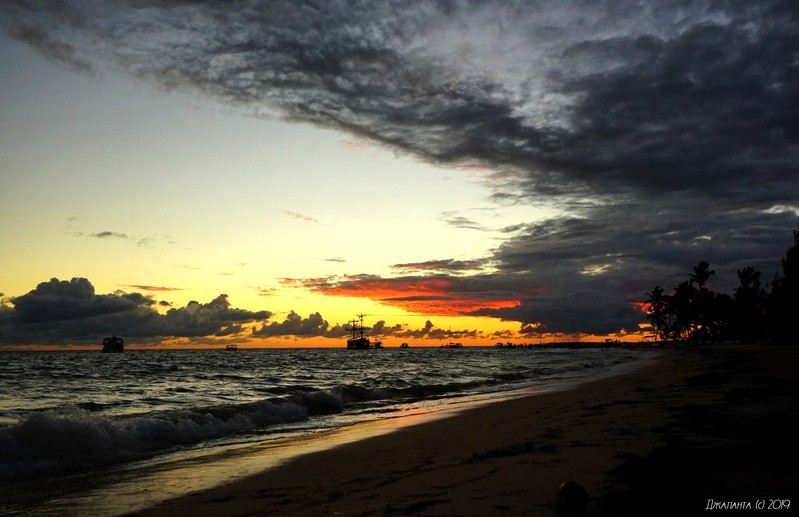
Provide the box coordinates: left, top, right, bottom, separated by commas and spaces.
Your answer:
2, 1, 797, 334
0, 278, 271, 344
0, 278, 463, 345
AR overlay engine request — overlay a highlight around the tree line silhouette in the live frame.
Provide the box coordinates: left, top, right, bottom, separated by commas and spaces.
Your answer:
645, 230, 799, 344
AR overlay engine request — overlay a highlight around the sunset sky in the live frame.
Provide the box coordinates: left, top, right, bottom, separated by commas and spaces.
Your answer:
1, 1, 797, 348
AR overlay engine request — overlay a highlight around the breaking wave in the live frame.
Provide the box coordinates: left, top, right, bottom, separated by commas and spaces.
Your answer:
0, 400, 307, 480
0, 347, 646, 481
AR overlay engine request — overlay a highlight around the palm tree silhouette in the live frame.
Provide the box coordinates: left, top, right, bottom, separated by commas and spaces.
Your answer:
670, 281, 697, 341
690, 261, 715, 290
645, 286, 670, 342
733, 266, 765, 342
689, 261, 716, 342
768, 230, 799, 342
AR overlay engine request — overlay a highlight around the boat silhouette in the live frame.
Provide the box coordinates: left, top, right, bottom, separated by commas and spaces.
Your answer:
440, 327, 462, 348
101, 336, 124, 353
345, 314, 380, 350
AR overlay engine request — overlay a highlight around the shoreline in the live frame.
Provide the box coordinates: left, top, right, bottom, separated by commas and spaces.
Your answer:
0, 348, 644, 516
131, 345, 799, 516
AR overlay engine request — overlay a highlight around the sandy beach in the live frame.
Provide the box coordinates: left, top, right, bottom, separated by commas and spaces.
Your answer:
132, 345, 798, 516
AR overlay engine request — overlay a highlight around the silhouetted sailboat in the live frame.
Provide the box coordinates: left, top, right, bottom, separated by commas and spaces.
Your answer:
441, 327, 462, 348
345, 314, 378, 350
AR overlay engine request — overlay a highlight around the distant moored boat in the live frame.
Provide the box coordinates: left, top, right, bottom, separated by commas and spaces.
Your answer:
440, 327, 462, 348
226, 344, 238, 351
102, 336, 124, 353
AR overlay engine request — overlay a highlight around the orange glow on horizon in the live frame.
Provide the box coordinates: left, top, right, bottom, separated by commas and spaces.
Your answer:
2, 327, 653, 351
287, 275, 520, 316
309, 276, 452, 299
380, 298, 519, 316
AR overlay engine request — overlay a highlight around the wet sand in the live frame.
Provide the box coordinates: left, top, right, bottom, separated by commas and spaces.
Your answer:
132, 345, 799, 516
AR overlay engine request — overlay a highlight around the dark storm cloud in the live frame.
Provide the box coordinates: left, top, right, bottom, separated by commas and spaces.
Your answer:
471, 201, 799, 334
370, 319, 477, 341
10, 278, 146, 325
252, 310, 344, 338
249, 311, 472, 341
2, 0, 798, 334
4, 20, 93, 73
0, 278, 272, 344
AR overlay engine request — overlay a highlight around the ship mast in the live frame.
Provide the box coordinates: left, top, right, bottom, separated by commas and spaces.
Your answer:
346, 313, 370, 339
345, 314, 373, 349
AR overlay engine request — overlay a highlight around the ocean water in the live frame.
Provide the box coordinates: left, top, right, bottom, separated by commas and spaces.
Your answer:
0, 346, 649, 515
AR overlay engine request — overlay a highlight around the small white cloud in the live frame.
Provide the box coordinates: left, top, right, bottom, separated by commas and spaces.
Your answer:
764, 205, 799, 216
580, 264, 611, 276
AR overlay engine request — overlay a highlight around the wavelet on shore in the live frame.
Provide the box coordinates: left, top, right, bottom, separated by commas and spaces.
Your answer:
131, 345, 798, 516
0, 347, 643, 514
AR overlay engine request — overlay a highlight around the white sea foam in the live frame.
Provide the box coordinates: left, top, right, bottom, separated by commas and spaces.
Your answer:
0, 347, 647, 483
0, 401, 308, 480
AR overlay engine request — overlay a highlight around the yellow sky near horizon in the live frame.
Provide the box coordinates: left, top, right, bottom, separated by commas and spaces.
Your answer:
1, 32, 592, 347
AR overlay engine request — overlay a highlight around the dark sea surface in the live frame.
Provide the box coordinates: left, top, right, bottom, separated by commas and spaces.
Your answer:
0, 346, 652, 515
